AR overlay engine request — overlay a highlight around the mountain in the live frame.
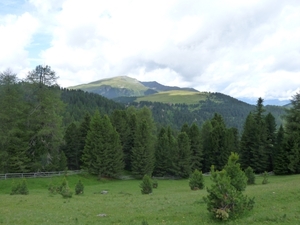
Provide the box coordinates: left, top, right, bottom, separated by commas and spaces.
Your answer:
68, 76, 198, 99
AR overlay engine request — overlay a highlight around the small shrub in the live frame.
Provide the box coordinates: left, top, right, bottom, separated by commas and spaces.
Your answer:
152, 179, 158, 188
59, 176, 73, 198
262, 171, 269, 184
10, 179, 29, 195
19, 179, 29, 195
204, 167, 255, 221
140, 174, 152, 194
75, 180, 84, 195
245, 166, 256, 185
189, 169, 204, 190
61, 186, 73, 198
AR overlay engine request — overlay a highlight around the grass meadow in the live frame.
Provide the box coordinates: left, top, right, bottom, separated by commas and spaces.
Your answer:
135, 90, 210, 104
0, 174, 299, 225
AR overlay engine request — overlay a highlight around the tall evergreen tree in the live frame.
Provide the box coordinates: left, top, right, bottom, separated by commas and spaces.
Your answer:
240, 98, 268, 173
25, 65, 64, 171
273, 125, 289, 174
81, 111, 102, 175
264, 113, 277, 171
82, 111, 124, 177
62, 122, 80, 170
283, 92, 300, 173
110, 109, 130, 170
174, 132, 191, 178
209, 114, 230, 170
0, 69, 29, 173
77, 113, 91, 168
131, 119, 155, 178
188, 123, 203, 171
201, 120, 213, 172
153, 127, 171, 176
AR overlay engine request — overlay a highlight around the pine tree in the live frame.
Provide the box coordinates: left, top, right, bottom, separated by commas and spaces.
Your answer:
188, 123, 203, 171
110, 109, 130, 170
62, 122, 80, 170
25, 65, 64, 171
189, 169, 204, 190
283, 92, 300, 173
82, 111, 124, 178
200, 120, 213, 172
0, 70, 29, 173
240, 98, 268, 173
131, 119, 155, 178
81, 110, 103, 175
153, 127, 171, 176
209, 114, 230, 170
274, 125, 289, 174
264, 113, 277, 171
77, 113, 91, 169
174, 132, 191, 178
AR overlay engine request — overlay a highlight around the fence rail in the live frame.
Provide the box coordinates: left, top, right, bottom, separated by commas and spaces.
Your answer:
0, 170, 83, 180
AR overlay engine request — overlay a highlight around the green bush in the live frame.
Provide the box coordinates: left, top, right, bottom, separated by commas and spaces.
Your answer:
140, 174, 152, 194
10, 179, 29, 195
189, 169, 204, 190
262, 171, 269, 184
204, 167, 255, 220
245, 166, 256, 185
59, 177, 73, 198
75, 180, 84, 195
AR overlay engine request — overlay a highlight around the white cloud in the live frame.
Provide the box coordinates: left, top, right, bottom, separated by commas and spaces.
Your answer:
1, 0, 300, 101
0, 12, 39, 71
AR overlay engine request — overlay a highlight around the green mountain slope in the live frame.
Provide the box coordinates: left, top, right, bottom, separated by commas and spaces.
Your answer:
69, 76, 150, 98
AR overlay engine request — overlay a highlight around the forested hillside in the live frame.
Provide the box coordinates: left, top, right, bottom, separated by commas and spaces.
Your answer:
115, 92, 285, 131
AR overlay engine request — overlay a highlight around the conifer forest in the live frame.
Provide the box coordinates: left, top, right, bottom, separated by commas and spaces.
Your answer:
1, 66, 300, 177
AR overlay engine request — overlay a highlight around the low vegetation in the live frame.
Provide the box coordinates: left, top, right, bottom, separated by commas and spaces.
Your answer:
0, 174, 299, 225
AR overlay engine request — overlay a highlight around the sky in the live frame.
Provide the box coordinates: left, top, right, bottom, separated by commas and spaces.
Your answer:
0, 0, 300, 103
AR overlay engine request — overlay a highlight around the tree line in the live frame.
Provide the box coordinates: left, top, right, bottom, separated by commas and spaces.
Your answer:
0, 66, 299, 176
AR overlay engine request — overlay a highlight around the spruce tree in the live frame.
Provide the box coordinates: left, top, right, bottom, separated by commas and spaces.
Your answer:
174, 132, 191, 178
82, 111, 124, 178
25, 65, 64, 171
77, 113, 91, 169
188, 123, 203, 172
283, 92, 300, 173
0, 70, 29, 173
200, 120, 213, 172
131, 119, 155, 178
81, 110, 103, 175
209, 114, 230, 170
265, 113, 277, 171
153, 127, 170, 176
62, 122, 80, 170
274, 125, 289, 174
240, 98, 268, 173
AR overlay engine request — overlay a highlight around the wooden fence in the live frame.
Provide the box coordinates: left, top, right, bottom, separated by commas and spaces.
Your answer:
0, 170, 83, 180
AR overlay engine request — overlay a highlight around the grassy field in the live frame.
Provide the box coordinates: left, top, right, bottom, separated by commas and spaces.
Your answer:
135, 90, 211, 104
0, 174, 299, 225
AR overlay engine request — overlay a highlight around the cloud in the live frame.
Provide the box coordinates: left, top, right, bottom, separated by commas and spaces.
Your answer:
1, 0, 300, 101
0, 12, 39, 72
